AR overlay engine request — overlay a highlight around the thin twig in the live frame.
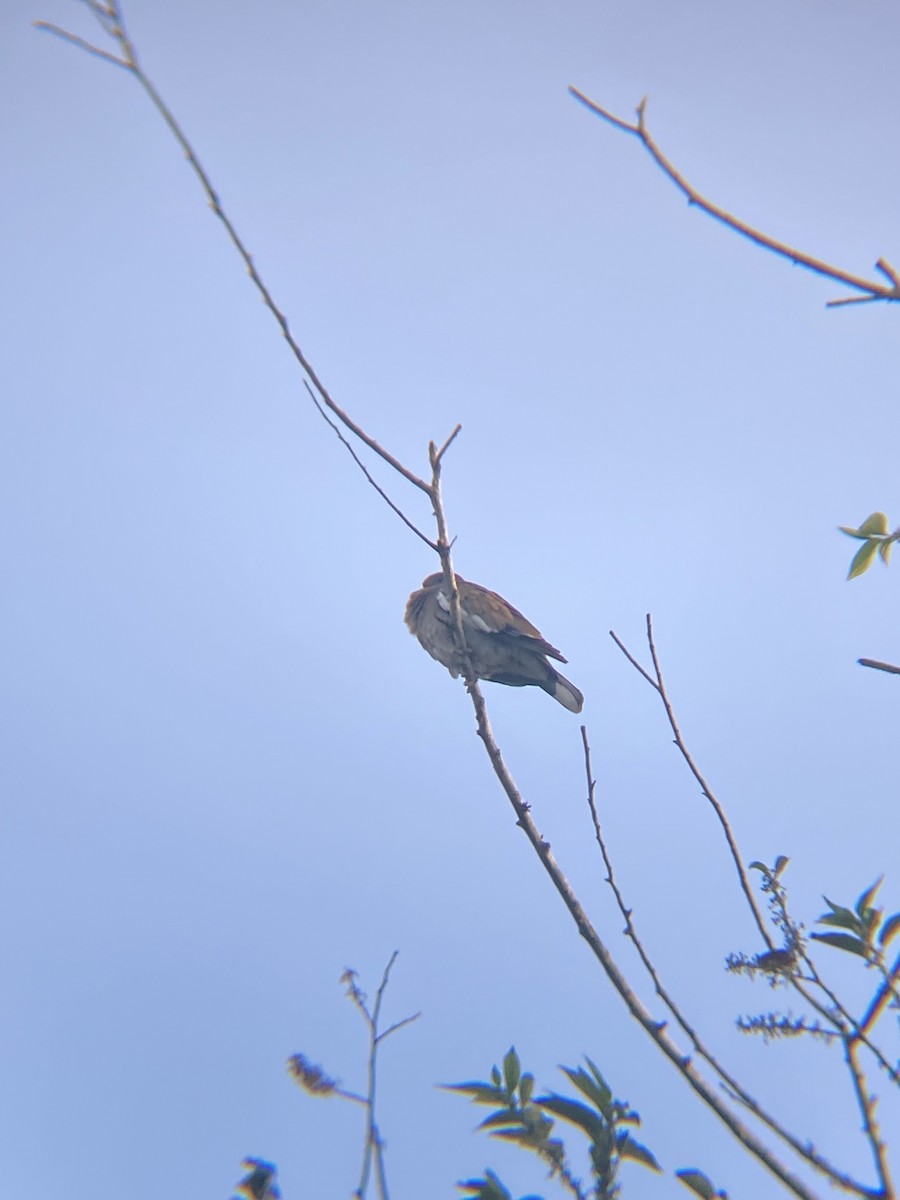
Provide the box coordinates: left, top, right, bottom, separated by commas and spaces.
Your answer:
608, 629, 659, 690
303, 381, 437, 549
845, 1037, 895, 1199
860, 950, 900, 1040
377, 1012, 422, 1044
791, 957, 899, 1086
344, 953, 414, 1200
568, 87, 900, 308
36, 5, 433, 502
613, 617, 772, 946
33, 20, 129, 67
433, 423, 462, 464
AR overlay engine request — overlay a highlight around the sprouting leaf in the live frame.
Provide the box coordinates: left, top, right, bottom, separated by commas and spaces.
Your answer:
857, 512, 889, 537
856, 877, 884, 918
457, 1169, 514, 1200
878, 912, 900, 949
617, 1133, 661, 1171
676, 1168, 726, 1199
773, 855, 790, 878
559, 1062, 612, 1118
503, 1047, 521, 1094
234, 1158, 281, 1200
848, 539, 880, 580
818, 899, 861, 932
879, 539, 894, 565
538, 1094, 606, 1141
810, 931, 868, 958
479, 1107, 524, 1130
519, 1073, 535, 1106
839, 525, 864, 539
442, 1082, 509, 1105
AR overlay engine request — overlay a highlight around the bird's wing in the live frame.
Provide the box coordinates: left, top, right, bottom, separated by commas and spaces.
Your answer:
455, 577, 567, 663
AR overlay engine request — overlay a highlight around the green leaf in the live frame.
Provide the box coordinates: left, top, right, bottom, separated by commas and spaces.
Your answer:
503, 1047, 521, 1094
491, 1064, 501, 1087
810, 931, 868, 958
773, 855, 790, 878
848, 539, 879, 580
839, 525, 864, 539
879, 538, 894, 565
676, 1168, 725, 1199
442, 1082, 509, 1105
878, 912, 900, 948
457, 1170, 514, 1200
818, 899, 861, 932
479, 1107, 523, 1130
558, 1063, 613, 1118
519, 1073, 535, 1106
856, 877, 884, 918
858, 512, 889, 536
617, 1132, 661, 1172
538, 1094, 606, 1141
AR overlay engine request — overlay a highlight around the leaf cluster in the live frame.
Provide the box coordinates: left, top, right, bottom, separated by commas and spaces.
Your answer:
812, 878, 900, 963
840, 512, 899, 579
446, 1048, 663, 1200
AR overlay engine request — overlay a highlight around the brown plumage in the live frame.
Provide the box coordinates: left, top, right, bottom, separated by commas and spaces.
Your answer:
404, 572, 583, 713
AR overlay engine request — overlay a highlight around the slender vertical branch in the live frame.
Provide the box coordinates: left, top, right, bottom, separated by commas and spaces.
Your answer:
612, 617, 771, 946
845, 1037, 895, 1200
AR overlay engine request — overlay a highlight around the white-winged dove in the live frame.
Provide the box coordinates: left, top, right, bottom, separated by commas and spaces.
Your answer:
405, 572, 583, 713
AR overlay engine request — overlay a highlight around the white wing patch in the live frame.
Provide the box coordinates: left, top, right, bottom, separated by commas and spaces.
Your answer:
437, 588, 494, 633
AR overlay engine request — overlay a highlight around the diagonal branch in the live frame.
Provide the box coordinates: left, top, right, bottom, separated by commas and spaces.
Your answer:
858, 658, 900, 676
612, 616, 772, 947
303, 381, 437, 549
569, 87, 900, 309
580, 728, 876, 1199
36, 3, 432, 500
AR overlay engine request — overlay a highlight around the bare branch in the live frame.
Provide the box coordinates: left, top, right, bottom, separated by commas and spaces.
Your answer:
569, 86, 900, 308
609, 629, 659, 690
858, 658, 900, 676
580, 729, 875, 1197
37, 6, 433, 502
613, 616, 771, 946
414, 526, 823, 1200
34, 20, 130, 68
860, 950, 900, 1040
433, 423, 462, 464
845, 1037, 895, 1199
303, 382, 437, 549
376, 1012, 422, 1044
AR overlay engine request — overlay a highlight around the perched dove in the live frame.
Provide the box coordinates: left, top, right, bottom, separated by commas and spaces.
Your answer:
405, 572, 583, 713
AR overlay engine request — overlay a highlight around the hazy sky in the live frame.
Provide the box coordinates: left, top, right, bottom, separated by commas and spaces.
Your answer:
4, 2, 899, 1197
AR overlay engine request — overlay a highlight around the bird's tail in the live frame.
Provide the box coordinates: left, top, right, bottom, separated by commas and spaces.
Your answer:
546, 670, 583, 714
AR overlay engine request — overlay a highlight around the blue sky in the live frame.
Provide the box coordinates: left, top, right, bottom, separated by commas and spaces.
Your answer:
3, 2, 899, 1197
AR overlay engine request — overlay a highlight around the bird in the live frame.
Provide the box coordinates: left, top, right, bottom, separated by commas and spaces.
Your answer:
404, 572, 583, 713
